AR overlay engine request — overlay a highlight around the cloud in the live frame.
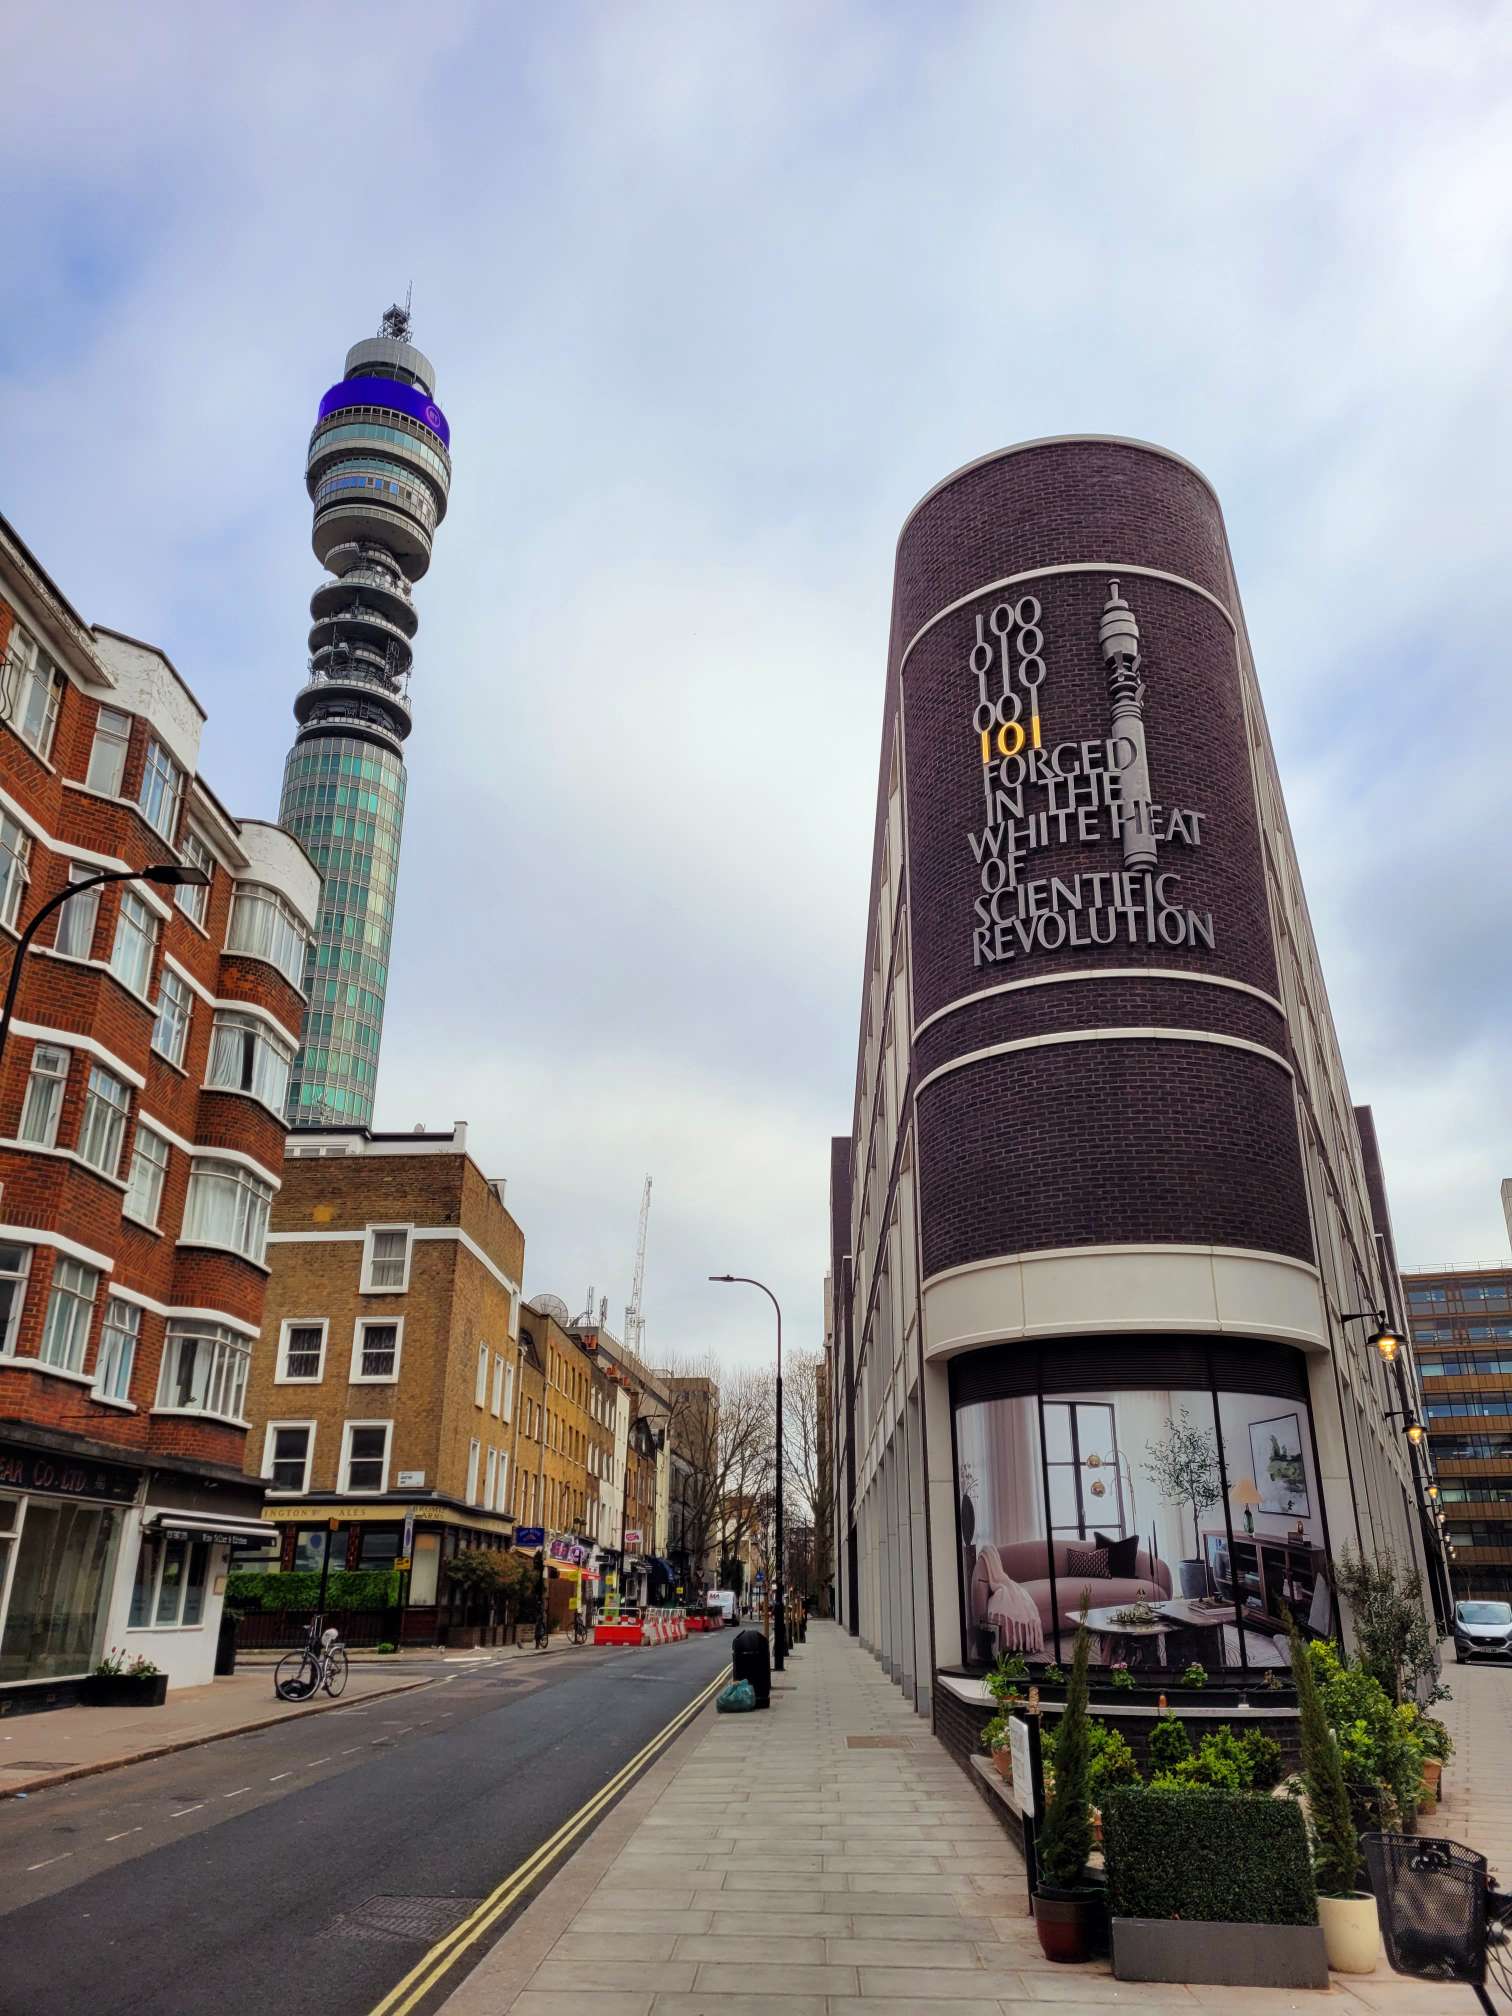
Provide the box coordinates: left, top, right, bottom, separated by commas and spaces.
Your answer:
3, 0, 1510, 1369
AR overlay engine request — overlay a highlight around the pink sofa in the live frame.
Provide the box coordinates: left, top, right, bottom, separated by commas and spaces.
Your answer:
972, 1539, 1171, 1645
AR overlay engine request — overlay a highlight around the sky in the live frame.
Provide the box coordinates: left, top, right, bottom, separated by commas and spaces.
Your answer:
3, 1, 1511, 1369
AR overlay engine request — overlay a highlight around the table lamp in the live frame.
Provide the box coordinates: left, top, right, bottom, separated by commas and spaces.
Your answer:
1231, 1476, 1262, 1534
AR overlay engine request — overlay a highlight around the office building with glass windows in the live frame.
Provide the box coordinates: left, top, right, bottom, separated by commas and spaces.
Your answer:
826, 438, 1442, 1726
0, 513, 319, 1699
279, 305, 451, 1126
1404, 1254, 1512, 1597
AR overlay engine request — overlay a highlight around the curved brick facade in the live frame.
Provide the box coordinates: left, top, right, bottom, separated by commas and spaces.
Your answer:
895, 442, 1309, 1276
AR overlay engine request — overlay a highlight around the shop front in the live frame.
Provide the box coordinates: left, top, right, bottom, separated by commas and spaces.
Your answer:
260, 1499, 514, 1645
0, 1436, 137, 1703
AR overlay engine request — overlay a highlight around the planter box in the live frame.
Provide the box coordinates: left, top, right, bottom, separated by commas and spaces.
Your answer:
444, 1624, 483, 1649
1112, 1916, 1327, 1989
83, 1672, 169, 1708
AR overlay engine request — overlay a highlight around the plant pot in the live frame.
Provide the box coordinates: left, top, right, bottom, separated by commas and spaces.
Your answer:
83, 1672, 168, 1707
1091, 1810, 1103, 1848
1318, 1892, 1378, 1974
1034, 1885, 1106, 1963
1178, 1560, 1209, 1598
992, 1745, 1012, 1779
1419, 1757, 1442, 1811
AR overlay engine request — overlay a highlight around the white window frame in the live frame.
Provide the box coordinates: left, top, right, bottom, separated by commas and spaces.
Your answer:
129, 1534, 212, 1632
156, 1320, 251, 1423
475, 1340, 488, 1407
123, 1121, 171, 1230
350, 1315, 403, 1385
176, 828, 213, 927
205, 1009, 291, 1114
484, 1446, 497, 1510
78, 1063, 131, 1179
502, 1360, 515, 1424
54, 865, 101, 960
226, 882, 309, 989
491, 1352, 505, 1418
496, 1450, 510, 1514
0, 1244, 32, 1357
138, 737, 183, 843
181, 1156, 273, 1265
342, 1419, 392, 1495
263, 1420, 316, 1494
6, 624, 63, 763
360, 1224, 411, 1294
39, 1256, 100, 1374
18, 1041, 70, 1149
93, 1296, 141, 1404
109, 887, 159, 999
465, 1438, 481, 1505
0, 813, 31, 931
151, 966, 193, 1068
276, 1317, 328, 1384
86, 705, 132, 796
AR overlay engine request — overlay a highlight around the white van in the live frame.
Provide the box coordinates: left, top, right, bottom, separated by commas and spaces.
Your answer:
708, 1589, 738, 1625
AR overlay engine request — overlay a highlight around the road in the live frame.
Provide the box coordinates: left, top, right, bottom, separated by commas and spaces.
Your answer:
0, 1631, 734, 2016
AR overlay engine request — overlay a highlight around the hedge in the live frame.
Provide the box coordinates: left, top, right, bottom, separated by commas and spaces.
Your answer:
1102, 1786, 1318, 1926
225, 1569, 399, 1614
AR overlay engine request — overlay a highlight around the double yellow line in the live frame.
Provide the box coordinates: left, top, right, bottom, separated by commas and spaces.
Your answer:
368, 1663, 728, 2016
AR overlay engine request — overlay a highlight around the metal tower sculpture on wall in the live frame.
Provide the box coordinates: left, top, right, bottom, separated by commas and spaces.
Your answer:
1100, 581, 1158, 872
279, 305, 452, 1126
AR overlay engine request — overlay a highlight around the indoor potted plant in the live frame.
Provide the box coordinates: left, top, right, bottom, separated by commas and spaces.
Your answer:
1288, 1616, 1376, 1973
1144, 1407, 1223, 1598
85, 1649, 167, 1707
1033, 1621, 1105, 1961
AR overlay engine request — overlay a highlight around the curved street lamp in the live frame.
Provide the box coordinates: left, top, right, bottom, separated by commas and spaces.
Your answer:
0, 862, 210, 1077
709, 1273, 785, 1672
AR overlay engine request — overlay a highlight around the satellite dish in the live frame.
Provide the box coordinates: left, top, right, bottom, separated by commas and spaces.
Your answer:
529, 1293, 571, 1324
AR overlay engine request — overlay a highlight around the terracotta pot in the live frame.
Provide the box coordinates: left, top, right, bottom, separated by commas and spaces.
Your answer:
1034, 1886, 1106, 1964
992, 1745, 1012, 1780
1318, 1893, 1378, 1974
1091, 1810, 1103, 1847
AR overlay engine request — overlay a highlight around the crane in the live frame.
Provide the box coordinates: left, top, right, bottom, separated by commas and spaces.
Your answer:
624, 1175, 652, 1359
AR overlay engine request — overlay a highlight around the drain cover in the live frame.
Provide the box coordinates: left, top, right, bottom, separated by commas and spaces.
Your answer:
329, 1896, 481, 1944
1, 1760, 77, 1771
845, 1734, 917, 1749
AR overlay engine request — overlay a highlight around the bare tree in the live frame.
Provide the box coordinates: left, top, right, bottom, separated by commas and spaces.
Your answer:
784, 1348, 834, 1609
658, 1355, 773, 1599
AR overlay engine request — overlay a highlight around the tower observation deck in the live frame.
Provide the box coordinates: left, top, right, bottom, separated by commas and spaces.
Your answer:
279, 303, 451, 1125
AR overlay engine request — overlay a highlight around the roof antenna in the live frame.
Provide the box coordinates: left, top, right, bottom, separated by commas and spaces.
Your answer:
379, 283, 413, 344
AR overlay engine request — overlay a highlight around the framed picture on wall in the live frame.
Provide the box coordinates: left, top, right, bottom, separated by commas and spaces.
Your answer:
1250, 1412, 1309, 1517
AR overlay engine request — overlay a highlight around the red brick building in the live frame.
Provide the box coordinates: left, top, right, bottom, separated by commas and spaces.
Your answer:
0, 515, 319, 1699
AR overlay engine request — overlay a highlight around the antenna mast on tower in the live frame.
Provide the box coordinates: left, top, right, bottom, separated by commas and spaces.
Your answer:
624, 1176, 652, 1359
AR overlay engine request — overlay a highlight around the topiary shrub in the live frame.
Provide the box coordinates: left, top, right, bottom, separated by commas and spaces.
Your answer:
1288, 1614, 1361, 1898
1103, 1786, 1318, 1925
1036, 1621, 1094, 1890
1242, 1729, 1285, 1791
1146, 1715, 1191, 1774
225, 1568, 399, 1613
1087, 1722, 1142, 1803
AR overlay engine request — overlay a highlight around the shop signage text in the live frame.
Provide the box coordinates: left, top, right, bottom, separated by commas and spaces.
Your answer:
0, 1441, 137, 1504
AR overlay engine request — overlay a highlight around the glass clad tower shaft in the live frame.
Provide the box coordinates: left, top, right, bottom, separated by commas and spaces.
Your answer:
280, 307, 451, 1125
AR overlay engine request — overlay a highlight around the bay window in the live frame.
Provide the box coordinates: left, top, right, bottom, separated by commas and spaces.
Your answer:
78, 1064, 130, 1177
0, 1245, 31, 1355
226, 882, 309, 988
0, 813, 31, 930
109, 888, 158, 997
7, 625, 63, 762
181, 1157, 274, 1263
176, 829, 213, 926
157, 1319, 251, 1421
54, 865, 101, 959
123, 1123, 171, 1229
138, 737, 183, 842
86, 705, 132, 795
151, 967, 192, 1067
94, 1297, 141, 1403
18, 1043, 69, 1148
206, 1011, 292, 1112
39, 1257, 99, 1373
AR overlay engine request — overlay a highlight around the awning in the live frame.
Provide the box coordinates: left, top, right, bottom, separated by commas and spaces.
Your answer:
146, 1513, 278, 1549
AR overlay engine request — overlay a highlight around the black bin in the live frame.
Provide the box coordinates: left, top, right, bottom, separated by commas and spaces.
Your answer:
731, 1627, 771, 1708
214, 1610, 240, 1677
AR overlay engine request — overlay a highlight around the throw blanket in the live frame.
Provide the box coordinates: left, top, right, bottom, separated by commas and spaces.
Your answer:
986, 1573, 1044, 1654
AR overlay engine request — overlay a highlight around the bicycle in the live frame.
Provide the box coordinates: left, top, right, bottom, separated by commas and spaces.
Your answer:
533, 1611, 550, 1651
570, 1609, 589, 1645
275, 1615, 349, 1701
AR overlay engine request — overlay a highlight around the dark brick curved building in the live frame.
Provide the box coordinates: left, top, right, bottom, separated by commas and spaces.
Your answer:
827, 438, 1442, 1713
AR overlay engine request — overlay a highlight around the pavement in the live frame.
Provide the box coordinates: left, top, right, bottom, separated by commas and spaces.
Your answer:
442, 1620, 1485, 2016
0, 1662, 433, 1795
1435, 1652, 1512, 1883
0, 1626, 733, 2016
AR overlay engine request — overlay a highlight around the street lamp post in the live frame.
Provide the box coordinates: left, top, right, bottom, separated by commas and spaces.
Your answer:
1342, 1308, 1452, 1632
710, 1273, 785, 1671
0, 862, 209, 1080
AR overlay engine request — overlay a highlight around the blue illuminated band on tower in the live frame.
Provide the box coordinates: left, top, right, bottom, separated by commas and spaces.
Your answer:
278, 306, 452, 1128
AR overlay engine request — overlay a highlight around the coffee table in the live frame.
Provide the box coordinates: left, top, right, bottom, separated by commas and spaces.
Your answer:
1081, 1603, 1174, 1667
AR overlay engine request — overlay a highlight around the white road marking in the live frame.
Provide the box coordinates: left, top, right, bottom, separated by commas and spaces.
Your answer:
306, 1757, 331, 1766
169, 1805, 204, 1818
340, 1746, 361, 1755
268, 1772, 292, 1781
104, 1828, 142, 1843
26, 1853, 72, 1871
223, 1787, 250, 1799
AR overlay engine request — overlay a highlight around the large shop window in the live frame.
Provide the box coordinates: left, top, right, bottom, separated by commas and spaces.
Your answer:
952, 1339, 1332, 1674
0, 1496, 120, 1682
129, 1535, 210, 1628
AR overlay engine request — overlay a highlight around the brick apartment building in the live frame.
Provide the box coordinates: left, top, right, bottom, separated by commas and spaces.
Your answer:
512, 1302, 615, 1627
0, 514, 319, 1698
1403, 1253, 1512, 1598
245, 1124, 525, 1642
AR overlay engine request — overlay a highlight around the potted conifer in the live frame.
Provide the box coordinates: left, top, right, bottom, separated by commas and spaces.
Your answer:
1033, 1619, 1105, 1962
1288, 1615, 1376, 1974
